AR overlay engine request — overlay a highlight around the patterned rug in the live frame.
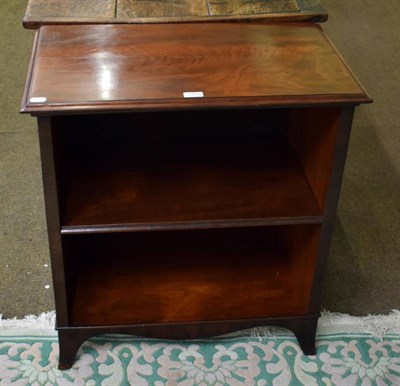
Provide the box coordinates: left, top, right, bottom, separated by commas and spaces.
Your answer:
1, 311, 399, 385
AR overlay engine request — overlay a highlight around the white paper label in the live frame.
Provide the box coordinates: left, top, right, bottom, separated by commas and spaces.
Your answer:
29, 97, 47, 103
183, 91, 204, 98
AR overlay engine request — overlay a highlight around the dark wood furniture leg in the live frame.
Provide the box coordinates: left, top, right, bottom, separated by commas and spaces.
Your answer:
58, 329, 93, 370
289, 316, 318, 355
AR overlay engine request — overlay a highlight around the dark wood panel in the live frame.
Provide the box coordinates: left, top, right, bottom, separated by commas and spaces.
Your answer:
288, 107, 341, 210
23, 0, 327, 29
279, 223, 321, 309
25, 0, 116, 18
68, 227, 315, 326
21, 23, 371, 115
37, 117, 69, 326
309, 107, 356, 313
208, 0, 299, 16
118, 0, 208, 18
60, 136, 321, 232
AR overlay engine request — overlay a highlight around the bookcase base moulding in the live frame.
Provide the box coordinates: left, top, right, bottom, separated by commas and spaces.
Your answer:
21, 22, 371, 370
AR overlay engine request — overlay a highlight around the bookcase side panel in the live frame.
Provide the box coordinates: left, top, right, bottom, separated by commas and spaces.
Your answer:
287, 106, 356, 313
310, 107, 356, 313
278, 223, 321, 312
288, 107, 341, 211
37, 116, 70, 326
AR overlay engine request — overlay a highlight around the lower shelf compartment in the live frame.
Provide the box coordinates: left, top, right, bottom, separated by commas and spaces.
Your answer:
66, 225, 319, 327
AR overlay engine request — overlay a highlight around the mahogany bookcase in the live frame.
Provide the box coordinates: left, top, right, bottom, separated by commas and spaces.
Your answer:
21, 22, 371, 369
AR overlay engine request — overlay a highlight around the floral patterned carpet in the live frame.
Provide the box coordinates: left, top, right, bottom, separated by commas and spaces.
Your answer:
1, 311, 399, 385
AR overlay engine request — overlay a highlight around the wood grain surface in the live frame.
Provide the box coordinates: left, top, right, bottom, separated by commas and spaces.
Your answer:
60, 137, 322, 233
288, 107, 341, 210
67, 227, 315, 325
118, 0, 209, 18
25, 0, 116, 18
21, 23, 370, 115
23, 0, 328, 28
208, 0, 299, 16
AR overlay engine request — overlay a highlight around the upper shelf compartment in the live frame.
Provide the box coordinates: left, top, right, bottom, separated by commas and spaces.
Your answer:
59, 111, 323, 234
61, 141, 323, 234
21, 23, 371, 115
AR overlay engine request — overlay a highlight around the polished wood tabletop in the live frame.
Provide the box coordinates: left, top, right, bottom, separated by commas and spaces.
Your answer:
23, 0, 327, 28
21, 23, 371, 115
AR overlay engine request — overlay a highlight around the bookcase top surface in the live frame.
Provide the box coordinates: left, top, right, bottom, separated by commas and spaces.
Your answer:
21, 23, 371, 114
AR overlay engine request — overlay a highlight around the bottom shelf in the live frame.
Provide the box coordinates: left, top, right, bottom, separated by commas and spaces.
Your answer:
66, 226, 319, 327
